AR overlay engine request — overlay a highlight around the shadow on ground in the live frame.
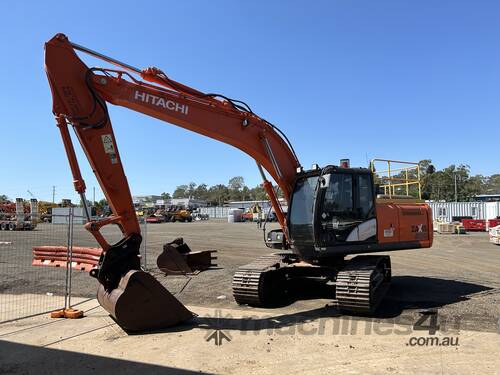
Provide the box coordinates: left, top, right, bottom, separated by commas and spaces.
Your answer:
257, 275, 492, 317
0, 340, 211, 375
130, 275, 495, 335
378, 275, 492, 317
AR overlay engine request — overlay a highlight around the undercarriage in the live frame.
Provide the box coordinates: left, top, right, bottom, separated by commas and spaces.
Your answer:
233, 253, 391, 314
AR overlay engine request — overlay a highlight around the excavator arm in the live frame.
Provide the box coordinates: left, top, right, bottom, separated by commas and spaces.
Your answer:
45, 34, 299, 250
45, 34, 301, 330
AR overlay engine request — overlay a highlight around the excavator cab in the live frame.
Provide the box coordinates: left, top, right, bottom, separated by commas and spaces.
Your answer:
287, 165, 377, 260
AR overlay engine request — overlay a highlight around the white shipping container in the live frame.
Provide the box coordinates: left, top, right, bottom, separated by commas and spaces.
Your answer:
485, 202, 500, 220
199, 207, 230, 219
427, 201, 500, 222
51, 207, 86, 224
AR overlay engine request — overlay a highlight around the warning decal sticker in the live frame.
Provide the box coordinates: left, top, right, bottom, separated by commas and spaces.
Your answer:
101, 134, 118, 164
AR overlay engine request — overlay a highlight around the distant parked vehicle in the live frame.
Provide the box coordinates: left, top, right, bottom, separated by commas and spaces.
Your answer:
145, 215, 165, 224
192, 212, 209, 221
165, 205, 192, 222
0, 198, 38, 230
489, 225, 500, 245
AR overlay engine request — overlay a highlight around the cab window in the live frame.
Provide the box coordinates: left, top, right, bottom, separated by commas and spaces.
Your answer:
323, 174, 353, 215
357, 174, 374, 218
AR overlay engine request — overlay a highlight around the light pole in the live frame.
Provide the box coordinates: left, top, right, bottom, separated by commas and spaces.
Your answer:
454, 173, 458, 202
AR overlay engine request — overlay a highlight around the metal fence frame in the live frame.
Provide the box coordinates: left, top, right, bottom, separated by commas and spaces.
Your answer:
0, 210, 151, 323
1, 214, 70, 323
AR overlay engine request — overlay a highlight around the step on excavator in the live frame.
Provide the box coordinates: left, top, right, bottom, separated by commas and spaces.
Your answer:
45, 34, 433, 331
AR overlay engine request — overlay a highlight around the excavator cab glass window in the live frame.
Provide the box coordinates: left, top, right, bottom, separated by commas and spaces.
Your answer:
317, 171, 376, 246
358, 173, 374, 217
323, 174, 353, 214
288, 175, 318, 247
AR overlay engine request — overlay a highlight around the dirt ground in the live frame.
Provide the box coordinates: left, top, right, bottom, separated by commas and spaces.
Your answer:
1, 220, 499, 374
0, 299, 499, 375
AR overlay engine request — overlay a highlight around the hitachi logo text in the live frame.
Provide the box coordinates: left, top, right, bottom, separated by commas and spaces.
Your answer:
134, 91, 188, 115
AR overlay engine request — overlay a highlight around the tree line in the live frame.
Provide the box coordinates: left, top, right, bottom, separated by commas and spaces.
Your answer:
166, 176, 282, 206
1, 162, 498, 206
171, 162, 499, 204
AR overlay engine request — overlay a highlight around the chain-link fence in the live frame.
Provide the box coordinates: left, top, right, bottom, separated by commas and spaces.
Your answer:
0, 212, 149, 323
0, 214, 69, 322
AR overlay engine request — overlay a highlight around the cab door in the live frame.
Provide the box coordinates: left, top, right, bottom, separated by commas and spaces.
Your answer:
316, 171, 377, 247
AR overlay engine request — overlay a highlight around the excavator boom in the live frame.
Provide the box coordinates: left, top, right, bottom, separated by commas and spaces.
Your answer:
45, 33, 300, 330
45, 34, 299, 243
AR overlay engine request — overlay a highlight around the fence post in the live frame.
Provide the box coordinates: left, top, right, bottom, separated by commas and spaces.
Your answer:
68, 207, 74, 309
63, 211, 71, 310
143, 218, 148, 270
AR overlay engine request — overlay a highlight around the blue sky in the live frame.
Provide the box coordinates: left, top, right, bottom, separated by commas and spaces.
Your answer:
1, 1, 499, 202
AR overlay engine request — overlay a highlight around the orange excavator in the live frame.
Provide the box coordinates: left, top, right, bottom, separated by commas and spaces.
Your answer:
45, 34, 433, 331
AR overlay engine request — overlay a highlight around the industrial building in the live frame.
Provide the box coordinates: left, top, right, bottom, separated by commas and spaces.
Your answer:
474, 194, 500, 202
154, 198, 207, 209
228, 199, 288, 212
132, 195, 162, 205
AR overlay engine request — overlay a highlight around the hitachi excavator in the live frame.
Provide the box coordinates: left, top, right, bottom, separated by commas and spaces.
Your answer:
45, 34, 433, 331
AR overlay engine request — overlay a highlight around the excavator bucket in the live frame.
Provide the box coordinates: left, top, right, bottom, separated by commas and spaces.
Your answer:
157, 238, 217, 275
97, 270, 193, 332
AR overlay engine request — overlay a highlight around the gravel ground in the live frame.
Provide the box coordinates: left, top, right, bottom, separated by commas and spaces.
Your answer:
1, 220, 499, 332
1, 300, 499, 375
